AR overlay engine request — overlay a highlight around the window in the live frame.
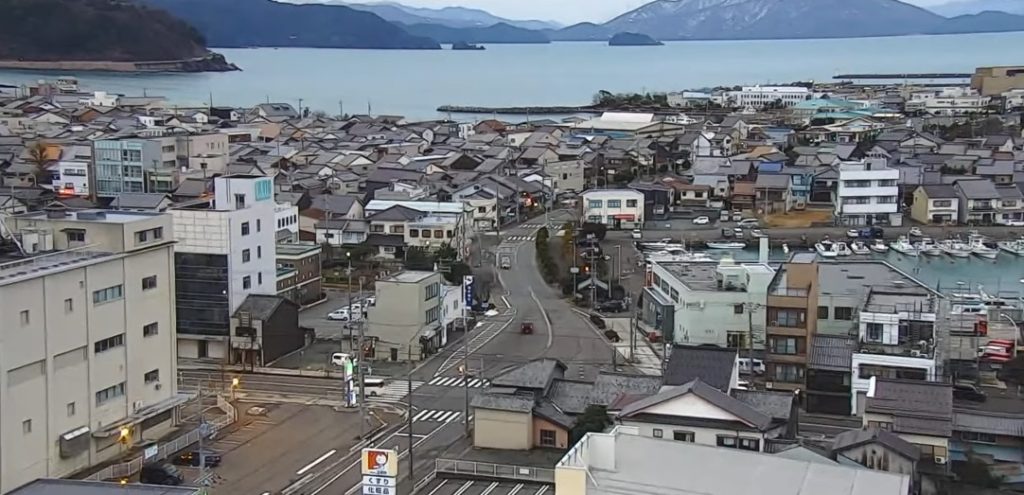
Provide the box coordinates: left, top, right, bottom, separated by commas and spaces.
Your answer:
670, 288, 680, 303
727, 332, 747, 349
134, 227, 163, 244
257, 219, 261, 232
409, 229, 419, 238
23, 419, 31, 434
716, 435, 737, 448
673, 431, 695, 442
243, 276, 252, 290
144, 369, 160, 384
653, 428, 663, 438
95, 382, 126, 406
95, 334, 125, 353
866, 323, 884, 342
775, 364, 804, 382
434, 230, 444, 239
67, 402, 76, 417
877, 196, 898, 204
447, 230, 454, 238
64, 298, 73, 313
241, 222, 250, 236
817, 306, 829, 319
390, 225, 405, 235
770, 337, 798, 355
867, 421, 893, 431
835, 307, 854, 321
371, 224, 385, 233
143, 322, 159, 337
383, 246, 396, 254
960, 431, 997, 443
734, 304, 744, 314
626, 199, 638, 207
258, 273, 263, 285
770, 309, 804, 328
588, 199, 603, 208
93, 285, 124, 304
738, 438, 760, 451
539, 429, 557, 447
877, 179, 897, 187
845, 180, 871, 188
242, 249, 251, 262
142, 275, 157, 291
66, 230, 85, 243
607, 199, 622, 208
425, 305, 440, 324
257, 246, 262, 259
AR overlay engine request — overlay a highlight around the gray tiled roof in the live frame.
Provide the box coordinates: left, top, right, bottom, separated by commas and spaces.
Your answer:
732, 390, 793, 421
832, 427, 919, 461
547, 379, 594, 415
234, 294, 293, 321
533, 400, 574, 429
917, 184, 957, 199
619, 379, 773, 431
587, 372, 662, 408
953, 410, 1024, 437
470, 393, 534, 413
955, 179, 999, 199
490, 358, 565, 391
368, 204, 422, 221
110, 193, 170, 209
808, 335, 855, 371
866, 379, 952, 437
664, 345, 736, 392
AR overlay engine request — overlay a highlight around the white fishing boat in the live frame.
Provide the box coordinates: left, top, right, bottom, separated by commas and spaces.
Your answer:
997, 238, 1024, 256
869, 239, 889, 253
851, 241, 871, 255
889, 236, 920, 256
815, 241, 838, 258
646, 250, 715, 263
833, 242, 853, 256
939, 239, 971, 258
705, 241, 747, 250
968, 235, 999, 259
916, 238, 942, 256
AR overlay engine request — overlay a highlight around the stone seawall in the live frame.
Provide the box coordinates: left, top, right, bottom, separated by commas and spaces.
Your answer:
0, 53, 238, 73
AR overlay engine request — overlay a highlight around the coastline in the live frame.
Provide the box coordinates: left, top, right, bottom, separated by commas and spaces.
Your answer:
0, 53, 239, 73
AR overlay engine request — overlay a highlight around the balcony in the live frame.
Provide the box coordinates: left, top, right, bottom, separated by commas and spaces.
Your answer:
971, 203, 995, 212
768, 293, 809, 309
766, 325, 808, 337
765, 352, 808, 365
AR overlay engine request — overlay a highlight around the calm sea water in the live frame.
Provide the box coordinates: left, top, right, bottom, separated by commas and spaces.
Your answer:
2, 32, 1024, 119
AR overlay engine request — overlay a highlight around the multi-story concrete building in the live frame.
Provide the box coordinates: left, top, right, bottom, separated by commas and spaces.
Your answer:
171, 175, 278, 362
764, 253, 820, 392
92, 138, 178, 198
835, 161, 902, 227
723, 86, 810, 108
275, 242, 322, 307
1, 209, 179, 493
366, 271, 444, 362
581, 189, 645, 230
646, 258, 774, 350
971, 65, 1024, 96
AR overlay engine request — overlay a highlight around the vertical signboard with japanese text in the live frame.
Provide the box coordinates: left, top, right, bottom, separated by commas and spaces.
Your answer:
361, 448, 398, 495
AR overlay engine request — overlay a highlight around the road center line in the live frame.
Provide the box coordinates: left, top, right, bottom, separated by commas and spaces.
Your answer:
296, 449, 337, 475
529, 289, 554, 350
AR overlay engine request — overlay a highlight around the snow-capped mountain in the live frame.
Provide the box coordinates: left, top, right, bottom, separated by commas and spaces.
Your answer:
929, 0, 1024, 16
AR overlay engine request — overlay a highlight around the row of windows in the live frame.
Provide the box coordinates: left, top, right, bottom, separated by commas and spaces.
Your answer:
93, 285, 123, 304
652, 428, 696, 443
278, 215, 298, 229
242, 273, 264, 289
425, 282, 440, 300
242, 247, 263, 263
135, 227, 164, 244
817, 306, 855, 320
425, 305, 440, 324
586, 199, 639, 209
96, 382, 126, 406
95, 334, 124, 353
409, 229, 454, 239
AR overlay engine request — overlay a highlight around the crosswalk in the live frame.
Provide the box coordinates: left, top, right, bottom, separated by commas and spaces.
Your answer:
365, 380, 424, 401
505, 235, 536, 242
426, 376, 491, 388
412, 409, 465, 423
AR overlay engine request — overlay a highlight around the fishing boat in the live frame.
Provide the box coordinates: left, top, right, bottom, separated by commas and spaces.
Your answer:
916, 238, 942, 256
815, 241, 838, 258
851, 241, 871, 255
889, 236, 920, 256
833, 242, 853, 256
705, 241, 746, 249
998, 238, 1024, 256
938, 239, 971, 258
968, 235, 999, 260
869, 239, 889, 253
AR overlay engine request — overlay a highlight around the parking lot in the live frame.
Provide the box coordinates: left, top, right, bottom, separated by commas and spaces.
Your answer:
420, 479, 550, 495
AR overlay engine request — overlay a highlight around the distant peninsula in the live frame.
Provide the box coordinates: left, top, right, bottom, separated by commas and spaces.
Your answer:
0, 0, 237, 72
609, 32, 664, 46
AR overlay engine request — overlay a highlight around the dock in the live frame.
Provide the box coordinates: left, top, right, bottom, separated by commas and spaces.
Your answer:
833, 72, 972, 80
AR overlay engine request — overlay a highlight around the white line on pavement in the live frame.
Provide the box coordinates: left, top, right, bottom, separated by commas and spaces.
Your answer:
425, 480, 449, 495
481, 482, 500, 495
296, 449, 337, 475
452, 481, 475, 495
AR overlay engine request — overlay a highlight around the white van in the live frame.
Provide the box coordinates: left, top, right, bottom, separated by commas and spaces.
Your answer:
737, 357, 766, 375
331, 352, 352, 367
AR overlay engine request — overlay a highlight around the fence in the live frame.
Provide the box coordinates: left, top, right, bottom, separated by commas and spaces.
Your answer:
84, 395, 236, 481
434, 459, 555, 484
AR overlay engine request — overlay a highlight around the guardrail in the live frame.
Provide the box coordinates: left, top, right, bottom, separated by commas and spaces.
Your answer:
84, 395, 236, 481
434, 459, 555, 484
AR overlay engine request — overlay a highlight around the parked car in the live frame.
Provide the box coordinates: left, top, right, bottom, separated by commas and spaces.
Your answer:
953, 383, 987, 402
732, 211, 744, 221
631, 229, 643, 240
692, 216, 710, 225
331, 352, 352, 367
737, 218, 759, 229
738, 358, 766, 375
589, 314, 606, 329
859, 227, 885, 239
721, 228, 734, 239
909, 227, 923, 237
327, 308, 350, 321
597, 300, 627, 313
140, 464, 184, 486
846, 229, 860, 239
174, 450, 222, 468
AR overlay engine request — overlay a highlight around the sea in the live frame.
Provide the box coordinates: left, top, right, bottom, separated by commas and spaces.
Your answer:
2, 32, 1024, 120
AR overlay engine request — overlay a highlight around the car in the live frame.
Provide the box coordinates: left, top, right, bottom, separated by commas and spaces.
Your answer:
737, 218, 759, 228
738, 358, 766, 375
731, 211, 744, 221
721, 228, 734, 239
140, 463, 183, 486
909, 227, 923, 237
847, 229, 860, 239
349, 302, 362, 313
953, 384, 987, 402
750, 229, 766, 238
692, 216, 710, 225
859, 227, 885, 239
631, 229, 643, 240
733, 228, 744, 239
597, 300, 627, 313
331, 352, 352, 366
327, 309, 350, 321
365, 296, 376, 307
174, 450, 222, 468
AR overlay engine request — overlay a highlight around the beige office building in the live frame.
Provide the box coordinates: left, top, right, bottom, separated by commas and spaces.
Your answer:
0, 209, 181, 494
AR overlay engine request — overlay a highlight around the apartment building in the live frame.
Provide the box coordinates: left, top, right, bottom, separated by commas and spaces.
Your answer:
971, 65, 1024, 96
92, 138, 177, 198
364, 200, 472, 258
171, 175, 278, 362
366, 271, 444, 361
646, 259, 774, 349
581, 189, 645, 230
835, 161, 903, 227
275, 242, 322, 307
1, 209, 179, 493
723, 86, 811, 108
764, 253, 819, 392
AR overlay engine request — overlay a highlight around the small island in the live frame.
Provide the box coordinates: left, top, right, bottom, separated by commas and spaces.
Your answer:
452, 41, 486, 51
608, 32, 664, 46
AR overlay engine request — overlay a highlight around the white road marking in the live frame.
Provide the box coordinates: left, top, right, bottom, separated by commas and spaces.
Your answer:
296, 449, 336, 475
452, 481, 475, 495
426, 480, 449, 495
534, 486, 549, 495
481, 482, 500, 495
508, 484, 524, 495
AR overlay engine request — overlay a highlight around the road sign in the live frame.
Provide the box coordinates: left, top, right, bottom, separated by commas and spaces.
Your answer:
462, 275, 474, 305
361, 485, 395, 495
361, 448, 398, 477
362, 476, 395, 487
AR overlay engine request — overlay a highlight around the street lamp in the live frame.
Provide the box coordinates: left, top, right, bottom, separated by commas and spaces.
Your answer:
230, 377, 240, 401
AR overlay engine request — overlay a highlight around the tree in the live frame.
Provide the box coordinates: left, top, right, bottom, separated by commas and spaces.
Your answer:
571, 405, 610, 443
442, 261, 472, 286
434, 243, 458, 263
25, 141, 52, 185
404, 247, 434, 271
580, 222, 607, 241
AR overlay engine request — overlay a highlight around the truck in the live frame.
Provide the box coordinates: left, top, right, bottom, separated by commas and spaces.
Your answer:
499, 253, 512, 270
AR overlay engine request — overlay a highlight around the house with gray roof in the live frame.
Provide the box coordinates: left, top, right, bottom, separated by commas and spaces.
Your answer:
863, 378, 952, 473
664, 345, 739, 392
229, 294, 302, 365
109, 193, 173, 212
831, 427, 920, 478
954, 179, 1000, 224
911, 184, 960, 225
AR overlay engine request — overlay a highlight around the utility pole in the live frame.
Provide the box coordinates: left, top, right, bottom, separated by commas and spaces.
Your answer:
347, 252, 354, 352
406, 346, 414, 480
461, 276, 471, 436
198, 380, 207, 481
357, 277, 366, 439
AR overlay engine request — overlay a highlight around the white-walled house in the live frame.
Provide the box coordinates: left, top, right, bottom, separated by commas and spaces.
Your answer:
835, 161, 902, 227
581, 189, 645, 229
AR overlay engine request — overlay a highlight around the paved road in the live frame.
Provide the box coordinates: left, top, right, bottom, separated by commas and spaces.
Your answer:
301, 289, 369, 341
418, 479, 550, 495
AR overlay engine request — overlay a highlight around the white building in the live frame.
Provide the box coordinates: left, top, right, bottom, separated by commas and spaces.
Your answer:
905, 87, 991, 116
171, 175, 278, 361
1, 209, 180, 493
723, 86, 810, 108
650, 259, 774, 349
851, 288, 939, 414
274, 202, 299, 243
835, 161, 903, 227
56, 160, 90, 197
581, 189, 645, 229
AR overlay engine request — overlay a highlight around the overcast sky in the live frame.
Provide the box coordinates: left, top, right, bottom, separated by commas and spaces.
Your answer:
383, 0, 949, 25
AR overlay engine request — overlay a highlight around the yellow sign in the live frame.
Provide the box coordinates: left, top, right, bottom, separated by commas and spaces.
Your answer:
361, 448, 398, 477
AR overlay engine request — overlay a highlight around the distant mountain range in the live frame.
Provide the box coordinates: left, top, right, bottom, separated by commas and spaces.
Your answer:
928, 0, 1024, 16
341, 2, 560, 30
